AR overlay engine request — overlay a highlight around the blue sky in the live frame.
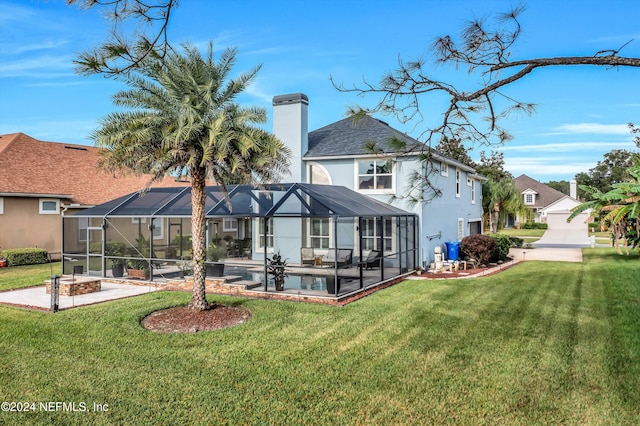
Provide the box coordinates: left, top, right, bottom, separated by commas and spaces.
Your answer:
1, 0, 638, 182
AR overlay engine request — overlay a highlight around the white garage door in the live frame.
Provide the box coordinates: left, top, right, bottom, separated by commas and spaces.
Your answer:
546, 211, 589, 231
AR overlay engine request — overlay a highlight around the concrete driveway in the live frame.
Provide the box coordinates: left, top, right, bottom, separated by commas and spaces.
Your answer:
507, 228, 591, 263
509, 247, 583, 262
533, 229, 592, 248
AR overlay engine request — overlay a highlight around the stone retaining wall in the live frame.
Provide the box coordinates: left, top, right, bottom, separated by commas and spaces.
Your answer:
45, 277, 101, 296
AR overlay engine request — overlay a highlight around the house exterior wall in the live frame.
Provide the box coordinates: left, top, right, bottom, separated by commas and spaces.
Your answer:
0, 196, 63, 258
303, 156, 483, 266
540, 197, 580, 214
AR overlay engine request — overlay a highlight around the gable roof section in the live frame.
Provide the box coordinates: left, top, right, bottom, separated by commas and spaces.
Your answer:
306, 115, 478, 173
0, 133, 189, 206
513, 174, 566, 209
307, 115, 419, 157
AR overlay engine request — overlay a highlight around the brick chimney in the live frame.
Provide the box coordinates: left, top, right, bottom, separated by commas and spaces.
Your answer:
272, 93, 308, 183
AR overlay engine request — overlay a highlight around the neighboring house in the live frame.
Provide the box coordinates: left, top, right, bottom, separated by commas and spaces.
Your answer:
0, 133, 189, 259
512, 174, 589, 231
272, 93, 485, 267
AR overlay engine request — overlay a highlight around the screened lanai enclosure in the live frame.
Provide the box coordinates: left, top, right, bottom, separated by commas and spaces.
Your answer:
62, 183, 417, 299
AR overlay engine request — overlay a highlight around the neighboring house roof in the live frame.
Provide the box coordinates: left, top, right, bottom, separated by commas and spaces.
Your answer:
306, 115, 478, 174
513, 174, 567, 209
0, 133, 190, 206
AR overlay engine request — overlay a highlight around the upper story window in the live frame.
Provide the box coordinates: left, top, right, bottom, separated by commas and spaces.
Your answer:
440, 161, 448, 177
471, 179, 476, 204
455, 169, 461, 198
358, 160, 393, 191
524, 193, 535, 205
0, 197, 4, 214
39, 199, 60, 215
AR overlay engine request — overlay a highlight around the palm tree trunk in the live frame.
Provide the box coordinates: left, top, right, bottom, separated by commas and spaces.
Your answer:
189, 165, 210, 310
491, 203, 500, 233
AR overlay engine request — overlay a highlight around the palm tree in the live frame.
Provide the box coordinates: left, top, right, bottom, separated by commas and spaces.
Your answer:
483, 177, 527, 233
92, 43, 291, 310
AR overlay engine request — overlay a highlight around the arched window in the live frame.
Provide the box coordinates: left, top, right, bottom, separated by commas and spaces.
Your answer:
308, 163, 331, 185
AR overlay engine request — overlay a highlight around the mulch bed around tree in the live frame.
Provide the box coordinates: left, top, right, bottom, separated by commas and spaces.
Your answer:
141, 304, 251, 333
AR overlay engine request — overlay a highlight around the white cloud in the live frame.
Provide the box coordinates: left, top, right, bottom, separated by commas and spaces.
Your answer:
0, 39, 69, 55
504, 158, 594, 177
0, 3, 35, 25
0, 120, 97, 145
499, 140, 636, 152
0, 54, 75, 78
547, 123, 630, 135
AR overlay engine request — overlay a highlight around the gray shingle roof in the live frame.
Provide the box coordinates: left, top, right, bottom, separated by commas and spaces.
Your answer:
306, 115, 422, 158
305, 114, 480, 175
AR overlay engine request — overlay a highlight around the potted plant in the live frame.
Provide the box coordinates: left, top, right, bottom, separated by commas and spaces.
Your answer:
126, 235, 151, 279
267, 251, 288, 291
206, 244, 226, 277
105, 242, 127, 278
127, 258, 149, 279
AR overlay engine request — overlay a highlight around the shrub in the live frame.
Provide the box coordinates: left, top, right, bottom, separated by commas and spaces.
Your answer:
509, 236, 524, 248
491, 233, 512, 261
173, 234, 192, 247
460, 235, 496, 265
1, 248, 49, 266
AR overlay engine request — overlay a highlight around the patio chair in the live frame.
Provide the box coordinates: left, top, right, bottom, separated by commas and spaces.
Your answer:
301, 248, 315, 266
322, 248, 353, 267
364, 250, 381, 270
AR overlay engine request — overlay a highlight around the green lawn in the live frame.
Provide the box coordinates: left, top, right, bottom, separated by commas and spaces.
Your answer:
495, 228, 546, 238
0, 249, 638, 425
0, 262, 62, 291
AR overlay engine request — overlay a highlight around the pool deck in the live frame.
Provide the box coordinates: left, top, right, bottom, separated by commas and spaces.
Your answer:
0, 281, 162, 311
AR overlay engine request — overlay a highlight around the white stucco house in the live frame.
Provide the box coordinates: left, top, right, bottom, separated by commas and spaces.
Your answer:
272, 93, 485, 266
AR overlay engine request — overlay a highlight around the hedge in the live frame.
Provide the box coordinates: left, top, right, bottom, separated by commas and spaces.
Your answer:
1, 248, 49, 266
521, 221, 548, 230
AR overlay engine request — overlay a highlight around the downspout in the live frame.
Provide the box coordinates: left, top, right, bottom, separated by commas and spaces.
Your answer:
358, 216, 363, 290
378, 216, 384, 280
102, 219, 107, 278
61, 205, 68, 274
333, 216, 338, 296
263, 217, 268, 292
149, 218, 154, 281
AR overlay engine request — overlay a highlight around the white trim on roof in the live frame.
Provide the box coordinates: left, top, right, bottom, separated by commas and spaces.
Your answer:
0, 192, 73, 199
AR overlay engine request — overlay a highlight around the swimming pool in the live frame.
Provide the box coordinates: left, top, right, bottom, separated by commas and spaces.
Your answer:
225, 266, 331, 291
